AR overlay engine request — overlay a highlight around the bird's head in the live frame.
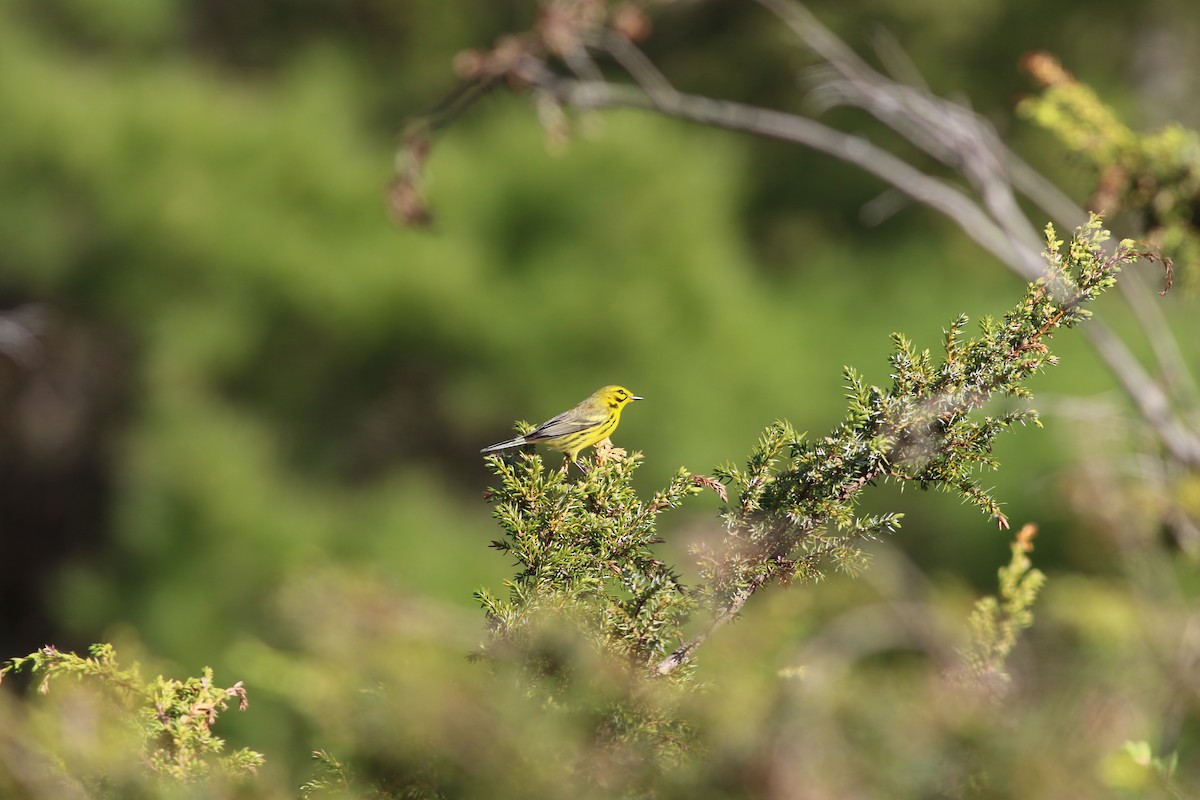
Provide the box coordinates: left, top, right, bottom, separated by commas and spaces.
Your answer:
597, 385, 644, 411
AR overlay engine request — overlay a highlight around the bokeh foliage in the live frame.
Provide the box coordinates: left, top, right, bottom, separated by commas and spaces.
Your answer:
1, 0, 1199, 797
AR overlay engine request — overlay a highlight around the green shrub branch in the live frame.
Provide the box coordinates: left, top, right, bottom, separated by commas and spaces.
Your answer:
479, 216, 1143, 679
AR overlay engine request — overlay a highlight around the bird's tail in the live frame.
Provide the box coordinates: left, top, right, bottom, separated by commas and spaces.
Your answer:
480, 436, 528, 454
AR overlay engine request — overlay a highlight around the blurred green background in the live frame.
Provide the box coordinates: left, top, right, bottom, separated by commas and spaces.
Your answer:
2, 0, 1199, 793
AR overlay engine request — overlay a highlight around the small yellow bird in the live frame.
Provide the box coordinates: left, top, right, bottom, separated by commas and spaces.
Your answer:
481, 385, 643, 472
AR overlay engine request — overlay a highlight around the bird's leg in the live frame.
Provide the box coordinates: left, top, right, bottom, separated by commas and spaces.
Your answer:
573, 459, 590, 474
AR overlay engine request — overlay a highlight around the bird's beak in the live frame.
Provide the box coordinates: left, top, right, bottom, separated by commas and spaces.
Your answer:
632, 395, 644, 401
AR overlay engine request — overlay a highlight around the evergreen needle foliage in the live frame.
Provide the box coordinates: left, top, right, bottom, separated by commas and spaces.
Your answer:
664, 214, 1137, 671
477, 441, 711, 772
478, 440, 703, 674
300, 750, 354, 799
950, 523, 1047, 699
480, 216, 1143, 681
1, 644, 263, 791
0, 218, 1165, 799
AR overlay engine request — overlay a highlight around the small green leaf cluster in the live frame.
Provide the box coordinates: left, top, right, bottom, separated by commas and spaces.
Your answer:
2, 642, 140, 698
300, 749, 354, 799
949, 525, 1047, 699
1, 643, 263, 788
142, 668, 261, 781
1019, 53, 1195, 291
477, 448, 701, 675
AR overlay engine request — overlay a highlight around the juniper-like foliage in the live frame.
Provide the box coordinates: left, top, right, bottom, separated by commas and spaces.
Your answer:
477, 444, 715, 768
480, 216, 1147, 684
0, 643, 263, 787
478, 442, 707, 677
660, 215, 1140, 671
949, 523, 1046, 700
1020, 53, 1191, 292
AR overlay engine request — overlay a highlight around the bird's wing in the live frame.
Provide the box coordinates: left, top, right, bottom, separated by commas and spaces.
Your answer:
525, 410, 601, 441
